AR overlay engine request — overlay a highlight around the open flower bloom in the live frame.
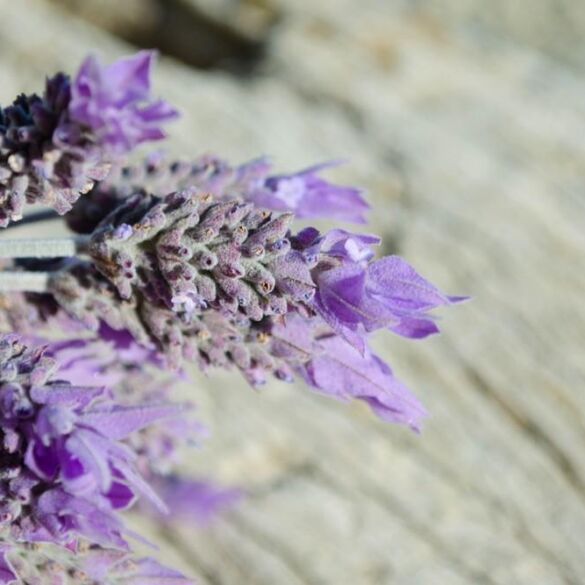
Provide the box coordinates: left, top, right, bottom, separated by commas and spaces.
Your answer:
0, 52, 177, 226
249, 161, 369, 223
305, 229, 467, 350
70, 51, 178, 154
270, 314, 427, 430
0, 334, 184, 552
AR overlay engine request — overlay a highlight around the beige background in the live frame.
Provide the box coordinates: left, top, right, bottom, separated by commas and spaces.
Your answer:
1, 1, 584, 583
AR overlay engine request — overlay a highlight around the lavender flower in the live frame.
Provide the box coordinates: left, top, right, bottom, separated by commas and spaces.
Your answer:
66, 154, 369, 235
29, 182, 456, 431
0, 47, 469, 585
250, 161, 369, 223
294, 228, 467, 351
0, 334, 183, 551
0, 53, 177, 227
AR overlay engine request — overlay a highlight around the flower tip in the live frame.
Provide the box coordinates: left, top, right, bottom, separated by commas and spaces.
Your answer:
447, 294, 471, 304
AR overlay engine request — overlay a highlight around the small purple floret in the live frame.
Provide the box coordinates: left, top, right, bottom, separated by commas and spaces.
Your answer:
312, 233, 466, 348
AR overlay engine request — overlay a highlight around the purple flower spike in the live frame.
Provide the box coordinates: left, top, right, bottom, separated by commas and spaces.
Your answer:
253, 162, 369, 223
0, 51, 178, 227
0, 334, 184, 551
70, 51, 179, 155
66, 155, 369, 235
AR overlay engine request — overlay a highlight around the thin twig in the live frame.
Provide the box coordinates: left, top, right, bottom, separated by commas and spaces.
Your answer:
0, 271, 50, 292
0, 236, 89, 258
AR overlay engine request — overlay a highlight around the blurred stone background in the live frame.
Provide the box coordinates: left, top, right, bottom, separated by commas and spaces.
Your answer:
1, 1, 585, 584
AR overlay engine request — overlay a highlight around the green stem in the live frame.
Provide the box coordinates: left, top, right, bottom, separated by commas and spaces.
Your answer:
0, 271, 51, 292
0, 236, 89, 259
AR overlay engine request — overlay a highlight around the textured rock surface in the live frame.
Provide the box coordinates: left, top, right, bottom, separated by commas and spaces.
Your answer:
1, 1, 585, 583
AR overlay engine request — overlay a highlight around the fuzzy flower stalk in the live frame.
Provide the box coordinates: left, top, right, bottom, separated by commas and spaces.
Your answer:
0, 52, 466, 583
0, 51, 177, 227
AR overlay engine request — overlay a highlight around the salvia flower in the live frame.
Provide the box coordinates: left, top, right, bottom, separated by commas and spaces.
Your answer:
0, 52, 176, 227
65, 154, 369, 235
296, 228, 467, 350
35, 178, 459, 430
0, 334, 183, 551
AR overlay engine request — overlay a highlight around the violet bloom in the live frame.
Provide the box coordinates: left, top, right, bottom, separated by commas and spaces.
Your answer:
307, 229, 466, 349
69, 51, 178, 155
0, 52, 177, 227
306, 334, 427, 430
0, 334, 183, 551
66, 155, 369, 235
270, 314, 427, 431
41, 182, 463, 431
250, 162, 369, 224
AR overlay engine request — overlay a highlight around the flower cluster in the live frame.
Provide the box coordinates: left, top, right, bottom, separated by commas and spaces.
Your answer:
0, 333, 193, 583
48, 184, 462, 426
0, 52, 465, 583
0, 51, 177, 227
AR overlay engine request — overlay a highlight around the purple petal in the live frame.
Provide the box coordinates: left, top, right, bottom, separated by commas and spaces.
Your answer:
104, 50, 153, 106
270, 314, 316, 361
105, 480, 136, 510
305, 335, 427, 431
0, 547, 17, 585
389, 316, 441, 339
366, 256, 455, 311
78, 403, 185, 440
252, 162, 369, 223
124, 558, 195, 585
24, 439, 59, 480
113, 460, 167, 514
317, 264, 367, 325
62, 431, 113, 494
58, 445, 99, 496
37, 488, 127, 548
151, 476, 242, 525
69, 51, 178, 154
